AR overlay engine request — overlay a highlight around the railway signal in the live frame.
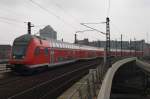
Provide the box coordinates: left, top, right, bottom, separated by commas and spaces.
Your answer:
27, 22, 34, 35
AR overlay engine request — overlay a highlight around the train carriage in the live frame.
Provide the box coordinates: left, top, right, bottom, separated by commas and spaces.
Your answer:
8, 34, 143, 73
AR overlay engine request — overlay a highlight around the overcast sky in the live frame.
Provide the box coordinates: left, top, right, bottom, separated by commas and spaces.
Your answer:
0, 0, 149, 44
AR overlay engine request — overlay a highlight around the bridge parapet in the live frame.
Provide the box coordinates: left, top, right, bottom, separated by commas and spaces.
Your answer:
97, 57, 137, 99
136, 59, 150, 72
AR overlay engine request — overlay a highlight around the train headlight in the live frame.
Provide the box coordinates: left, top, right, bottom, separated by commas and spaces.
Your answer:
22, 56, 25, 59
13, 56, 16, 58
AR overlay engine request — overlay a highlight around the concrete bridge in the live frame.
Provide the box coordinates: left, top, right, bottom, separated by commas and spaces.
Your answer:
98, 57, 150, 99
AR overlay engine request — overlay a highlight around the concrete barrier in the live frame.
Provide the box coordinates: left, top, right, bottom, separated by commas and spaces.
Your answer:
97, 57, 136, 99
136, 59, 150, 72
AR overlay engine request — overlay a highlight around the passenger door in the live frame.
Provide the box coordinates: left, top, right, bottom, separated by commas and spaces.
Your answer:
50, 49, 54, 64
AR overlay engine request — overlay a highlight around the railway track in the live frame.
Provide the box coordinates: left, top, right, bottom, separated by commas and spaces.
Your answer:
0, 72, 21, 86
0, 58, 102, 99
0, 64, 11, 73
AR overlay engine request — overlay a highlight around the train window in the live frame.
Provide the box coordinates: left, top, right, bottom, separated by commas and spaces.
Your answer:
56, 43, 59, 48
59, 43, 63, 48
61, 43, 63, 48
58, 57, 64, 62
64, 44, 66, 48
63, 44, 65, 48
44, 48, 49, 55
58, 43, 61, 48
50, 41, 53, 47
58, 43, 60, 48
51, 42, 53, 47
52, 42, 54, 47
56, 42, 59, 48
35, 47, 40, 55
53, 42, 56, 48
65, 44, 67, 48
59, 43, 61, 48
66, 44, 68, 48
62, 43, 64, 48
71, 45, 72, 49
52, 42, 55, 48
54, 42, 57, 47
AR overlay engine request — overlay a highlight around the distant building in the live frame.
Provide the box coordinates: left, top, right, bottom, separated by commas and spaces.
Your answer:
76, 38, 89, 45
40, 25, 57, 40
75, 38, 145, 51
143, 43, 150, 57
75, 37, 150, 57
0, 45, 11, 59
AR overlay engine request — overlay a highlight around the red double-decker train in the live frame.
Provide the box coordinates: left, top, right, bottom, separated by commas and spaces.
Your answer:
8, 34, 143, 73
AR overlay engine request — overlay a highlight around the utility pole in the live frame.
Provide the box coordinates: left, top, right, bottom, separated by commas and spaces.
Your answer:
106, 17, 111, 66
142, 40, 144, 57
27, 22, 34, 35
115, 39, 117, 57
121, 34, 122, 57
130, 39, 131, 56
79, 18, 111, 66
134, 38, 136, 57
74, 33, 77, 44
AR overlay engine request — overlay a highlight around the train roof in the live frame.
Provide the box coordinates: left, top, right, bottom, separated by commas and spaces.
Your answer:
14, 34, 33, 42
47, 38, 104, 51
13, 34, 101, 51
14, 34, 142, 52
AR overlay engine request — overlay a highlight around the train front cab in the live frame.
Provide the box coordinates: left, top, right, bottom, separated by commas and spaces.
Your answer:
9, 35, 50, 71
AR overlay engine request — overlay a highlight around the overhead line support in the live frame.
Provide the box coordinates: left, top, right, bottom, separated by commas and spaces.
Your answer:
106, 17, 111, 66
80, 23, 105, 35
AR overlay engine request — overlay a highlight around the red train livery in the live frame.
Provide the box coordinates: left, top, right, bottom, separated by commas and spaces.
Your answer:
8, 34, 143, 72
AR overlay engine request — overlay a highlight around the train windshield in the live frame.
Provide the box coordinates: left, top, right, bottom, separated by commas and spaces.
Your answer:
12, 34, 33, 59
12, 44, 27, 59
